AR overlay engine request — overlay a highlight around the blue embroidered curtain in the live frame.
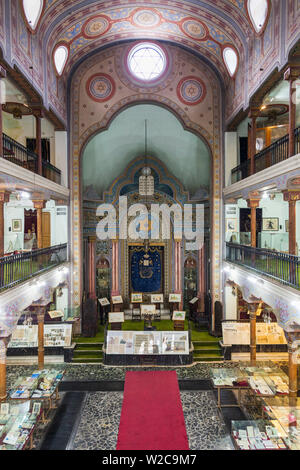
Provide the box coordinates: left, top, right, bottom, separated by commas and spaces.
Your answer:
130, 246, 163, 293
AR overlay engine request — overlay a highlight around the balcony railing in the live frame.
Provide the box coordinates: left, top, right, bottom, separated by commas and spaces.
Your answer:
0, 243, 68, 291
231, 126, 300, 184
2, 133, 61, 185
226, 242, 300, 290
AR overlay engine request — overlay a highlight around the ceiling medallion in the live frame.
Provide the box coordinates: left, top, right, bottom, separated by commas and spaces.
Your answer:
177, 76, 207, 106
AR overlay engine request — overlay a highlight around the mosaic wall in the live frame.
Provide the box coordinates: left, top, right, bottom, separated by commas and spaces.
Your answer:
69, 42, 223, 312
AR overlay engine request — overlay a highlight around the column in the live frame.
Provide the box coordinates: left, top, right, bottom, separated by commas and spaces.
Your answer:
0, 337, 10, 401
197, 244, 205, 312
88, 236, 96, 300
0, 191, 10, 256
0, 65, 7, 158
247, 197, 260, 248
33, 199, 46, 249
284, 67, 300, 157
175, 239, 183, 309
111, 239, 119, 296
37, 311, 45, 370
248, 108, 260, 176
32, 108, 44, 176
288, 337, 298, 405
283, 191, 300, 255
248, 304, 257, 366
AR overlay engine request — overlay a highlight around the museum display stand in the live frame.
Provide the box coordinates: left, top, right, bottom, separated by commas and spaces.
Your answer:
111, 295, 123, 312
0, 401, 43, 450
172, 311, 186, 331
108, 312, 124, 331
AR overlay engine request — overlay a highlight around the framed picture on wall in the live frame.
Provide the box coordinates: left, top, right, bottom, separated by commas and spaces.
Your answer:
226, 219, 237, 232
12, 219, 22, 232
262, 218, 279, 231
285, 220, 289, 232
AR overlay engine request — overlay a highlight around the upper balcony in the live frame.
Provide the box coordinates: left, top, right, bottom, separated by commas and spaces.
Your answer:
2, 133, 62, 185
231, 126, 300, 185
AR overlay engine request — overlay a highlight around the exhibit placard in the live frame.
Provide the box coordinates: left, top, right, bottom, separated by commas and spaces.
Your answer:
9, 324, 72, 348
222, 322, 287, 346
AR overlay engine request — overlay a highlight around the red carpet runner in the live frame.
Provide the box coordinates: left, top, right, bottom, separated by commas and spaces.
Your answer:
116, 371, 190, 450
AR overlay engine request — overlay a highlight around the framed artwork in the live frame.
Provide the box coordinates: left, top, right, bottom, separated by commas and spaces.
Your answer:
99, 297, 110, 306
131, 293, 143, 303
141, 304, 156, 315
12, 219, 22, 232
169, 293, 181, 303
172, 311, 186, 321
285, 220, 289, 233
151, 294, 164, 304
108, 312, 125, 323
226, 219, 237, 232
262, 218, 279, 231
111, 295, 123, 304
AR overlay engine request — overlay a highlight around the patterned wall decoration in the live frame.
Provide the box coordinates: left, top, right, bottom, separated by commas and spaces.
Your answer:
69, 43, 223, 320
177, 76, 207, 106
0, 0, 5, 55
86, 73, 116, 103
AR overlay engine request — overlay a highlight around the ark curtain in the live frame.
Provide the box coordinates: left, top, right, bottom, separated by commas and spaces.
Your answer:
130, 246, 163, 293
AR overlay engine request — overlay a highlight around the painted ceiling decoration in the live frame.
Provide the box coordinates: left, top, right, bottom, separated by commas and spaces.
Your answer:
127, 42, 167, 82
53, 43, 69, 76
45, 1, 249, 84
246, 0, 270, 35
21, 0, 45, 33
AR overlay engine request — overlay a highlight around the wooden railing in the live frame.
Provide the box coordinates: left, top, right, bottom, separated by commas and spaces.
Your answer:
0, 243, 68, 291
231, 126, 300, 184
2, 133, 62, 185
226, 242, 300, 290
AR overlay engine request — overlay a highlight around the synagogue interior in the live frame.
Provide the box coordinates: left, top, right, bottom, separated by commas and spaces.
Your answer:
0, 0, 300, 453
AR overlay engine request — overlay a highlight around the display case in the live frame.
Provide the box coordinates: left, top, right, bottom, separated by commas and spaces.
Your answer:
231, 420, 288, 450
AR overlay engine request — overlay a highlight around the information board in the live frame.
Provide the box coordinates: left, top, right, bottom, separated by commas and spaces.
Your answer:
106, 331, 189, 355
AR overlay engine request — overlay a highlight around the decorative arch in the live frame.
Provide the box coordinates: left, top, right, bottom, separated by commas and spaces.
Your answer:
70, 44, 223, 331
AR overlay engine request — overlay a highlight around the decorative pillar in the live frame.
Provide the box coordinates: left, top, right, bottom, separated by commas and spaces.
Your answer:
284, 67, 300, 158
33, 199, 46, 249
247, 197, 260, 248
248, 108, 260, 176
283, 191, 300, 255
111, 239, 119, 296
175, 239, 183, 309
0, 191, 10, 256
0, 65, 7, 158
88, 236, 97, 300
248, 304, 257, 366
32, 108, 45, 176
0, 336, 10, 401
197, 244, 205, 312
37, 311, 45, 370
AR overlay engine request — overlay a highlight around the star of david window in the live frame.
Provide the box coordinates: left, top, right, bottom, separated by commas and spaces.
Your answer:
128, 43, 167, 82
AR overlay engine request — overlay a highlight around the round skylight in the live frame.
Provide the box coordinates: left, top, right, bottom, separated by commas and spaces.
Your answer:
127, 43, 167, 82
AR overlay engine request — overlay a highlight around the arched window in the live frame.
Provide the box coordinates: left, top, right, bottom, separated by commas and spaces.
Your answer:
247, 0, 270, 35
22, 0, 44, 33
223, 46, 239, 78
53, 44, 69, 76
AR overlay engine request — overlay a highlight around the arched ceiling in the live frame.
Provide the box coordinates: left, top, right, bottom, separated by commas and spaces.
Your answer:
37, 0, 253, 84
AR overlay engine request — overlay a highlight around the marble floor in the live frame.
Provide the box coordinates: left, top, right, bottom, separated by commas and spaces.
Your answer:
70, 390, 234, 451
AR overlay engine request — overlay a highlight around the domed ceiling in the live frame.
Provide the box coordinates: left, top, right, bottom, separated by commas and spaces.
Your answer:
37, 0, 254, 84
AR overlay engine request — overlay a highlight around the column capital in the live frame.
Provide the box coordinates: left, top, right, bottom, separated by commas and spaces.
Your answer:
0, 65, 6, 79
248, 107, 261, 119
33, 199, 46, 210
283, 190, 300, 202
88, 236, 97, 243
246, 198, 260, 209
0, 191, 10, 204
30, 106, 45, 119
284, 66, 300, 82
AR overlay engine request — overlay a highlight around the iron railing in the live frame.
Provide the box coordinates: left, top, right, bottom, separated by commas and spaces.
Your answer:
2, 133, 62, 185
231, 126, 300, 184
0, 243, 68, 291
226, 242, 300, 290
